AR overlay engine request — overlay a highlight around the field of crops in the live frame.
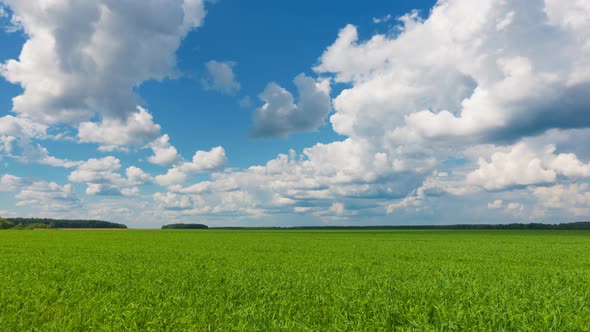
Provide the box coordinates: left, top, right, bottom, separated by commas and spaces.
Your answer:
1, 230, 589, 331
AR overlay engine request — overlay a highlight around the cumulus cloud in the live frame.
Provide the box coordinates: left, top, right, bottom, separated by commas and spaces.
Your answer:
126, 166, 152, 186
148, 134, 180, 166
385, 171, 461, 214
488, 199, 503, 209
78, 106, 161, 151
467, 142, 590, 191
69, 156, 151, 195
1, 0, 206, 126
533, 183, 590, 216
0, 116, 73, 167
251, 74, 332, 138
69, 156, 122, 184
201, 60, 240, 95
155, 146, 227, 186
153, 140, 433, 219
0, 115, 79, 166
16, 140, 81, 168
314, 0, 590, 146
0, 115, 47, 138
506, 202, 524, 211
154, 192, 195, 210
0, 174, 32, 192
1, 173, 81, 211
16, 181, 81, 211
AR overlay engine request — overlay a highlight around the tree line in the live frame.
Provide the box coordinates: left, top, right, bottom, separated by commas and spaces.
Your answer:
162, 223, 208, 229
211, 222, 590, 230
0, 217, 127, 229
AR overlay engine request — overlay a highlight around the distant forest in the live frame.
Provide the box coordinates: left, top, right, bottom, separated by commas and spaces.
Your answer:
0, 218, 127, 229
162, 223, 208, 229
212, 222, 590, 230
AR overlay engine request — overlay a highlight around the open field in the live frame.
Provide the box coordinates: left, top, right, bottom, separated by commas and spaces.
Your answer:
1, 230, 589, 331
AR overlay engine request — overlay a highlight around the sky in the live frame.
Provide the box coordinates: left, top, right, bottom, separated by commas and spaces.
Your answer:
1, 0, 590, 228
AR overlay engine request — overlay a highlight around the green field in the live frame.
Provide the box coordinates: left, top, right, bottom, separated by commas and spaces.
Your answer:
1, 230, 589, 331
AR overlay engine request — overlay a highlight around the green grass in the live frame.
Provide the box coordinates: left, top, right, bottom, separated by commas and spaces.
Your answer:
1, 230, 589, 331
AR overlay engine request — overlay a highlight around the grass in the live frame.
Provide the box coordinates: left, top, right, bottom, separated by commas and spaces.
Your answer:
1, 230, 589, 331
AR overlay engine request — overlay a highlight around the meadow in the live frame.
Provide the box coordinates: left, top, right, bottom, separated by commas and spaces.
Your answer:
1, 230, 589, 331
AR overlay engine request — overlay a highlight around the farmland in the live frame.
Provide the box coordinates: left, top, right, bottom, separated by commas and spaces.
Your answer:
1, 230, 589, 331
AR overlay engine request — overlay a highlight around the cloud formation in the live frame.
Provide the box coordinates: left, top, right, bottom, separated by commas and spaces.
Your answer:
155, 146, 227, 186
78, 106, 161, 151
315, 0, 590, 146
467, 143, 590, 191
148, 134, 180, 166
68, 156, 151, 196
1, 0, 206, 125
251, 74, 332, 138
1, 174, 81, 212
201, 60, 240, 95
0, 0, 211, 172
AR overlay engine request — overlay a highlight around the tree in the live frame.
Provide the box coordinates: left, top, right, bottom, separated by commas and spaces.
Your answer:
0, 217, 15, 229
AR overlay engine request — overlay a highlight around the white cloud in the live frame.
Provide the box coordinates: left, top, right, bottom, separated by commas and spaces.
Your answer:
184, 146, 227, 172
467, 142, 590, 191
154, 192, 195, 210
1, 0, 206, 126
372, 14, 392, 24
17, 140, 81, 168
86, 184, 123, 196
152, 140, 434, 219
0, 115, 47, 138
78, 106, 161, 151
0, 116, 76, 167
314, 0, 590, 147
148, 134, 180, 166
85, 184, 139, 197
155, 146, 227, 186
0, 174, 32, 192
506, 202, 524, 211
251, 74, 332, 137
154, 168, 188, 187
69, 156, 151, 195
467, 143, 557, 190
385, 171, 458, 214
202, 60, 240, 95
121, 187, 140, 196
125, 166, 152, 186
386, 194, 422, 214
69, 156, 122, 184
533, 183, 590, 216
2, 175, 82, 212
0, 114, 79, 166
488, 199, 503, 209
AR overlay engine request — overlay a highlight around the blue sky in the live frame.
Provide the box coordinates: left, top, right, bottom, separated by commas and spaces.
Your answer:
1, 0, 590, 228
